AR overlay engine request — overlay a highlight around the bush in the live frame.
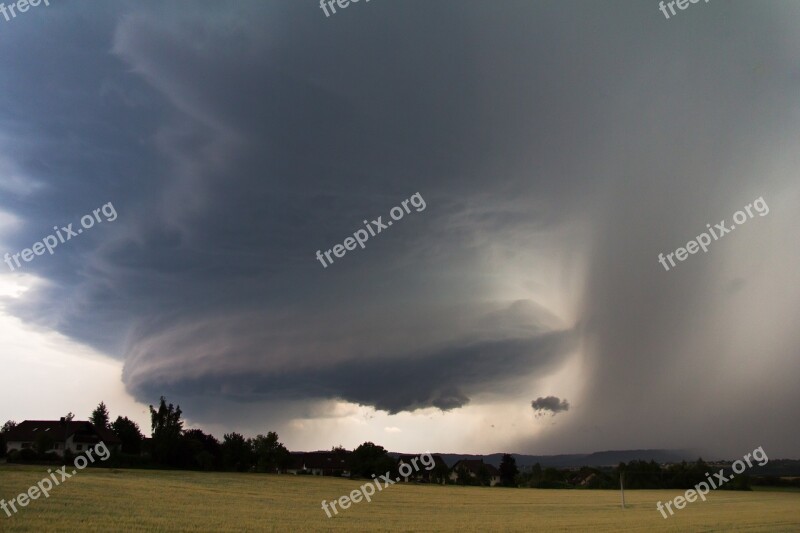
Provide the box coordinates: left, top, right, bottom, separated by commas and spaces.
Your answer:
6, 448, 64, 464
8, 448, 39, 463
41, 452, 61, 463
721, 473, 752, 491
19, 448, 38, 461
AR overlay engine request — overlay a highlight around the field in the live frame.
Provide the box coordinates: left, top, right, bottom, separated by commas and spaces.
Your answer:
1, 464, 798, 532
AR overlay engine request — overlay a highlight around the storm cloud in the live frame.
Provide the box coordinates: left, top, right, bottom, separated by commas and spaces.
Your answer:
1, 0, 799, 456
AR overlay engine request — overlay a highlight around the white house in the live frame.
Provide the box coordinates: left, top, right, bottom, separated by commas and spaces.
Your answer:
4, 420, 120, 457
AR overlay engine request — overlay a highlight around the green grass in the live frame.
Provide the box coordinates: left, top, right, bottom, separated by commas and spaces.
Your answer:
1, 464, 798, 531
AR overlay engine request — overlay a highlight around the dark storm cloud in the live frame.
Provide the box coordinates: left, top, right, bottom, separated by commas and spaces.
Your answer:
1, 0, 799, 456
129, 329, 575, 414
531, 396, 569, 418
2, 0, 590, 414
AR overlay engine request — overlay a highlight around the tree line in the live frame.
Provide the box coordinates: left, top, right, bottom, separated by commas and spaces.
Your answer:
515, 459, 755, 490
0, 398, 430, 479
0, 399, 774, 490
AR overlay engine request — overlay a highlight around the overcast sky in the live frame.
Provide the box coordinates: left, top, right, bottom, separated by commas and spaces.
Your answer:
0, 0, 798, 459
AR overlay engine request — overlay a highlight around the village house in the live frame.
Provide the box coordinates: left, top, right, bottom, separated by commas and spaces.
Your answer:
396, 454, 449, 483
4, 420, 121, 457
284, 451, 351, 476
449, 459, 502, 486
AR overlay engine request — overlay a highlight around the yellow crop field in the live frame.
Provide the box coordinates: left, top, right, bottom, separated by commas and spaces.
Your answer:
1, 464, 798, 532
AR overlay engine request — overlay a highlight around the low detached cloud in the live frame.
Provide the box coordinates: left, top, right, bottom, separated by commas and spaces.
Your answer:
531, 396, 570, 418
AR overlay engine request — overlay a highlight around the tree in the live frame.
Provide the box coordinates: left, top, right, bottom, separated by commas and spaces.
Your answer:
90, 402, 111, 430
455, 465, 471, 485
221, 432, 253, 472
351, 442, 395, 479
516, 463, 543, 488
543, 467, 564, 483
619, 460, 663, 489
329, 445, 351, 476
252, 432, 290, 473
0, 420, 14, 458
499, 454, 519, 487
477, 464, 491, 486
180, 429, 222, 471
432, 459, 450, 484
60, 413, 75, 458
149, 396, 184, 466
111, 416, 144, 455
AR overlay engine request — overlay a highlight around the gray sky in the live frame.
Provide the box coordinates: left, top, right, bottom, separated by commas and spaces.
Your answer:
0, 0, 798, 458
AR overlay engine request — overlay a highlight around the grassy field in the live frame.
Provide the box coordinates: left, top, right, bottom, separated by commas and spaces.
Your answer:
1, 464, 798, 532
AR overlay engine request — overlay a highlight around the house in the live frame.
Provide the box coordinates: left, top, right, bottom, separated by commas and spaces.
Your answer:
284, 451, 351, 476
449, 459, 502, 486
396, 454, 448, 483
4, 420, 121, 457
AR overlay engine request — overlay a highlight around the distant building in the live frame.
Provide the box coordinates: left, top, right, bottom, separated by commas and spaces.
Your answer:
396, 454, 448, 483
285, 451, 351, 476
4, 420, 121, 457
449, 459, 501, 486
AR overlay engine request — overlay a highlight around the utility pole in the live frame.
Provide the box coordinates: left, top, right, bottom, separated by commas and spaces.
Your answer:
620, 470, 626, 509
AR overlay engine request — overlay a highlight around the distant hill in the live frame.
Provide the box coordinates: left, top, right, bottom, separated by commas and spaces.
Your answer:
391, 449, 699, 469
